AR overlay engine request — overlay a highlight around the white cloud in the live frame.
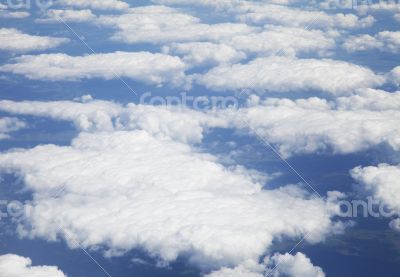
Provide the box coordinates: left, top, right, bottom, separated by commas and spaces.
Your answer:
205, 259, 264, 277
36, 9, 96, 23
235, 3, 375, 30
97, 5, 256, 44
351, 163, 400, 232
0, 129, 345, 271
390, 65, 400, 85
343, 31, 400, 53
224, 26, 337, 57
395, 13, 400, 22
265, 252, 325, 277
0, 4, 30, 18
162, 42, 247, 67
0, 97, 228, 144
57, 0, 129, 10
0, 28, 69, 52
0, 254, 66, 277
0, 117, 26, 140
196, 56, 384, 95
223, 89, 400, 157
0, 51, 187, 86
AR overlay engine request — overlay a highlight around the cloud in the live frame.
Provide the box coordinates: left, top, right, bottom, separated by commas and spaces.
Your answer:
265, 252, 325, 277
0, 4, 30, 18
235, 3, 375, 29
0, 51, 187, 86
223, 26, 337, 57
222, 89, 400, 157
0, 28, 69, 52
57, 0, 129, 10
36, 9, 96, 23
351, 163, 400, 232
162, 42, 247, 67
0, 254, 66, 277
390, 65, 400, 85
97, 5, 256, 44
0, 129, 345, 272
0, 117, 26, 140
0, 97, 228, 144
196, 56, 384, 95
343, 31, 400, 53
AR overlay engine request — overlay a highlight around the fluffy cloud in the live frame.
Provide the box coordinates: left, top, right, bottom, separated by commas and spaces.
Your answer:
0, 129, 344, 271
0, 117, 26, 140
390, 66, 400, 85
0, 254, 66, 277
0, 97, 228, 144
0, 51, 187, 86
206, 252, 325, 277
265, 252, 325, 277
36, 9, 96, 23
57, 0, 129, 10
222, 89, 400, 157
0, 28, 69, 52
351, 163, 400, 232
224, 26, 337, 57
162, 42, 246, 67
235, 3, 375, 29
343, 31, 400, 53
97, 5, 256, 44
196, 56, 384, 95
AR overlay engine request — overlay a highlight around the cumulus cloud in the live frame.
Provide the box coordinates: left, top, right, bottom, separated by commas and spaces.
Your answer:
351, 163, 400, 232
235, 3, 375, 29
196, 56, 384, 95
222, 89, 400, 157
0, 129, 345, 271
343, 31, 400, 53
36, 9, 96, 23
97, 5, 256, 44
390, 65, 400, 85
224, 26, 337, 57
162, 42, 247, 67
57, 0, 129, 10
0, 28, 69, 52
265, 252, 325, 277
0, 51, 187, 86
0, 254, 66, 277
0, 97, 228, 144
0, 117, 26, 140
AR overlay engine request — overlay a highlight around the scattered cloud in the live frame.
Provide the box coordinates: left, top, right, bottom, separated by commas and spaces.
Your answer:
0, 51, 187, 86
196, 56, 384, 95
0, 254, 66, 277
57, 0, 129, 10
351, 163, 400, 232
265, 252, 325, 277
0, 28, 69, 52
0, 130, 345, 271
343, 31, 400, 53
0, 117, 26, 140
36, 9, 96, 23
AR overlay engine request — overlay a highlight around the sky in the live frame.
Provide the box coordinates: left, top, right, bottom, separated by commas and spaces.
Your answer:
0, 0, 400, 276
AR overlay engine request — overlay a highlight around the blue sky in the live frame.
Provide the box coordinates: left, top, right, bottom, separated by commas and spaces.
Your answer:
0, 0, 400, 276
